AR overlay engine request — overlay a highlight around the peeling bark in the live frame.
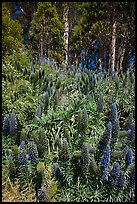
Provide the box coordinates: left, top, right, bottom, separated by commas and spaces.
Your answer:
110, 21, 116, 73
63, 4, 69, 67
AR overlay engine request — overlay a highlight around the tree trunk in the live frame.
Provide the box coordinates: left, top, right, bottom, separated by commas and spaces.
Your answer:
63, 4, 69, 67
40, 34, 43, 62
116, 45, 126, 71
110, 21, 116, 73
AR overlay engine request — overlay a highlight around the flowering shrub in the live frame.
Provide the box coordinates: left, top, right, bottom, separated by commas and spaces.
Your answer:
78, 108, 88, 135
129, 165, 135, 187
27, 141, 38, 166
109, 103, 118, 124
125, 148, 133, 167
37, 128, 49, 157
59, 138, 70, 161
10, 109, 17, 136
100, 144, 110, 171
101, 167, 108, 181
97, 122, 112, 161
18, 141, 28, 171
109, 162, 120, 187
97, 92, 104, 113
111, 116, 120, 145
124, 113, 134, 130
81, 142, 90, 171
2, 114, 10, 135
117, 171, 126, 191
128, 123, 135, 144
2, 60, 135, 202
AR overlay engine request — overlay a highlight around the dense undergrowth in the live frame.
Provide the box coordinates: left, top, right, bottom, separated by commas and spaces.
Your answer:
2, 58, 135, 202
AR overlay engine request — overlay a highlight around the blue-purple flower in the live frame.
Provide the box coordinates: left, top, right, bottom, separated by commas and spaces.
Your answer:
111, 117, 120, 145
100, 144, 110, 171
27, 141, 38, 166
101, 167, 108, 181
117, 171, 126, 191
10, 110, 17, 136
128, 123, 135, 144
109, 103, 118, 124
129, 165, 135, 187
125, 148, 133, 166
2, 114, 10, 135
37, 128, 49, 157
81, 142, 90, 171
98, 122, 112, 155
18, 141, 28, 171
61, 138, 70, 161
109, 162, 120, 187
124, 112, 134, 130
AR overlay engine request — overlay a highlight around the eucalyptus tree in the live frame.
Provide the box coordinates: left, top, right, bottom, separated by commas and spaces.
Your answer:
2, 3, 24, 59
29, 2, 64, 64
70, 2, 135, 73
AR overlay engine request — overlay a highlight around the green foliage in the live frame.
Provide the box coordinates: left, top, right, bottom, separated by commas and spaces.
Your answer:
2, 3, 24, 59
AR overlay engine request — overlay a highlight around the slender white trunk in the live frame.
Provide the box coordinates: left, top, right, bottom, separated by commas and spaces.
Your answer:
40, 34, 43, 61
110, 21, 116, 73
116, 46, 126, 71
63, 4, 69, 67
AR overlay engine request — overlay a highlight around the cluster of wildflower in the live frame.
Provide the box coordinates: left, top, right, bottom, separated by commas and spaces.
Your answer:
79, 108, 88, 134
52, 162, 61, 180
20, 127, 28, 142
10, 109, 17, 136
112, 145, 129, 159
18, 141, 28, 171
2, 114, 10, 135
100, 144, 110, 171
60, 138, 70, 161
125, 148, 133, 167
37, 128, 48, 157
117, 171, 126, 191
71, 151, 82, 168
124, 112, 134, 130
97, 122, 112, 159
27, 141, 39, 166
111, 115, 120, 145
81, 142, 90, 171
109, 162, 120, 187
127, 123, 135, 146
129, 165, 135, 187
89, 156, 98, 175
109, 103, 118, 124
101, 167, 108, 181
97, 92, 104, 113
